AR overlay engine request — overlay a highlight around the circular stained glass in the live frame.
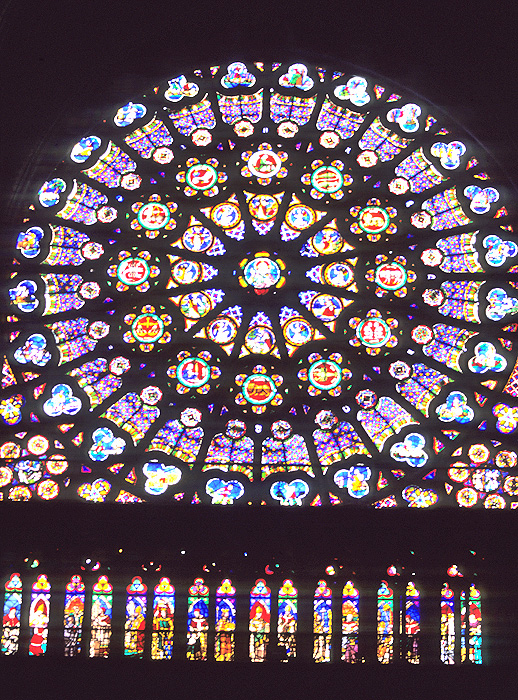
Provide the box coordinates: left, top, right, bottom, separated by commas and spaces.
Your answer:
137, 202, 171, 230
308, 360, 342, 390
242, 374, 277, 404
358, 206, 390, 233
356, 318, 391, 348
249, 194, 279, 220
375, 262, 407, 291
247, 150, 282, 179
117, 258, 150, 286
132, 313, 164, 343
177, 357, 211, 388
186, 163, 218, 191
243, 258, 281, 290
311, 166, 343, 193
5, 59, 518, 508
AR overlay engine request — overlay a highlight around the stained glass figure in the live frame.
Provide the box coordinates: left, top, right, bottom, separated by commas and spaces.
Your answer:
29, 574, 51, 656
90, 575, 113, 657
63, 575, 85, 656
405, 581, 420, 664
377, 580, 393, 663
341, 581, 359, 662
441, 582, 455, 664
187, 578, 209, 660
249, 579, 270, 662
277, 579, 297, 659
4, 60, 518, 508
1, 573, 22, 655
151, 578, 175, 660
313, 580, 332, 662
461, 584, 482, 664
215, 579, 236, 661
124, 577, 147, 656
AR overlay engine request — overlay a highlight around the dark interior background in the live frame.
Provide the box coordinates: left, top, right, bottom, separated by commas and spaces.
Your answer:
1, 0, 517, 696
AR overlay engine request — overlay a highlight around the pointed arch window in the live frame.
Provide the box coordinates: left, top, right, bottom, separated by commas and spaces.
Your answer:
405, 581, 420, 663
313, 579, 332, 662
125, 576, 147, 656
63, 574, 85, 656
151, 577, 175, 660
29, 574, 51, 656
90, 575, 112, 657
377, 580, 393, 663
1, 573, 22, 655
215, 578, 236, 661
441, 582, 455, 664
341, 580, 359, 662
461, 584, 482, 664
278, 579, 297, 659
187, 577, 209, 660
249, 579, 270, 662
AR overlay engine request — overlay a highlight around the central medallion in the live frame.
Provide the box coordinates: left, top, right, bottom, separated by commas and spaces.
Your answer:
238, 252, 286, 295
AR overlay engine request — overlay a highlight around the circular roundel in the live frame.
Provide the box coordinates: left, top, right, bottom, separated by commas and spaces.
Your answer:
132, 313, 164, 343
6, 59, 518, 508
247, 150, 282, 179
375, 262, 407, 291
358, 206, 390, 233
242, 374, 277, 405
137, 202, 170, 230
244, 258, 281, 290
176, 357, 211, 388
248, 194, 279, 220
186, 163, 218, 191
117, 258, 150, 286
308, 359, 342, 390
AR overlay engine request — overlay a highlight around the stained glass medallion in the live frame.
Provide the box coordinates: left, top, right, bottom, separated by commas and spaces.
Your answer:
3, 60, 518, 508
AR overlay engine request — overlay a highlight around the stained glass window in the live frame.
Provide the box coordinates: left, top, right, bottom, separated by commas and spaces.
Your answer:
249, 579, 270, 662
377, 580, 393, 663
277, 579, 297, 659
2, 60, 518, 508
151, 577, 175, 660
29, 574, 51, 656
1, 573, 22, 655
461, 584, 482, 664
215, 578, 236, 661
63, 574, 85, 656
341, 580, 359, 662
441, 582, 455, 664
90, 575, 113, 657
405, 581, 420, 663
187, 577, 209, 660
125, 576, 147, 656
313, 579, 332, 662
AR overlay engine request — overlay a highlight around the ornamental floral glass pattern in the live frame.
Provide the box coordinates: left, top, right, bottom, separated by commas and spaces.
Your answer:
3, 60, 518, 508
